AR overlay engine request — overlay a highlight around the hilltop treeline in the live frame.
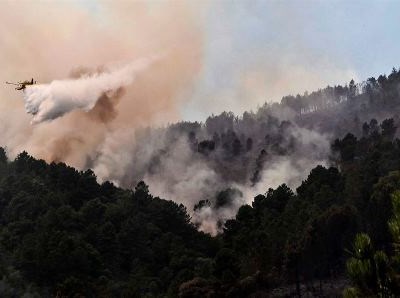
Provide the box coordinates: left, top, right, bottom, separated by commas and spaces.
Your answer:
120, 67, 400, 233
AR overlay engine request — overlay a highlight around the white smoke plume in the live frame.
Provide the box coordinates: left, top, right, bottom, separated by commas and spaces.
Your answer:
23, 57, 157, 124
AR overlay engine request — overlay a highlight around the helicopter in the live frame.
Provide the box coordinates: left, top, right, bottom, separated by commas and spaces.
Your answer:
5, 78, 36, 90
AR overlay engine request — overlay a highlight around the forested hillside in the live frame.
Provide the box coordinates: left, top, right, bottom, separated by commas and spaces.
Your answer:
1, 68, 400, 297
117, 68, 400, 234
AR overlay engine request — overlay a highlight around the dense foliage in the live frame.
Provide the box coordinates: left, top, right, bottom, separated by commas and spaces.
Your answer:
218, 119, 400, 296
0, 152, 217, 297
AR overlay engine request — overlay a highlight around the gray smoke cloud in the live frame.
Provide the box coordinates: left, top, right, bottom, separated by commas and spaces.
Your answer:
88, 107, 332, 235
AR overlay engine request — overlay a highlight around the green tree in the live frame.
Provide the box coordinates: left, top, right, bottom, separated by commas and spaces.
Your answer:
344, 191, 400, 297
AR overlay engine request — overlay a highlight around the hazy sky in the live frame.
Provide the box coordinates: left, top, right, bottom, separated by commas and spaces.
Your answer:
181, 0, 400, 120
4, 0, 400, 122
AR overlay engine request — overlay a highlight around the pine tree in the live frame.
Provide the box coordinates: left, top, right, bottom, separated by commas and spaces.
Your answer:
344, 191, 400, 297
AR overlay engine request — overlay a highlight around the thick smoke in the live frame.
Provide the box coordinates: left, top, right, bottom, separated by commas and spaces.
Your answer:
90, 109, 332, 235
0, 1, 364, 235
24, 57, 157, 123
0, 1, 202, 168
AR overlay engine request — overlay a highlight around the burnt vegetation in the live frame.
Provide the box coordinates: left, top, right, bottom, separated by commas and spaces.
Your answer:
1, 68, 400, 296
